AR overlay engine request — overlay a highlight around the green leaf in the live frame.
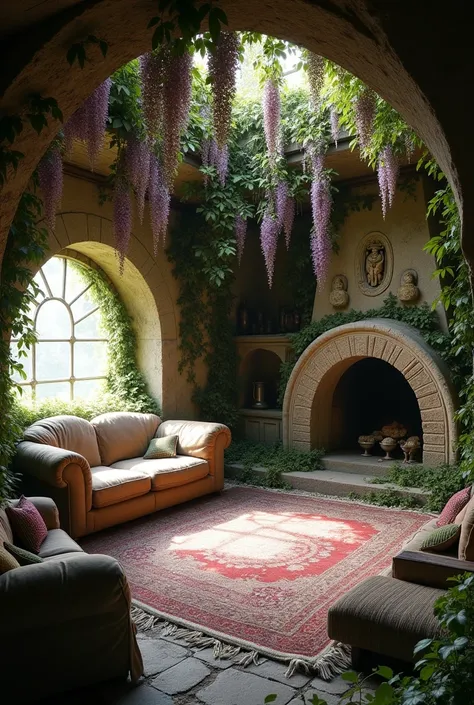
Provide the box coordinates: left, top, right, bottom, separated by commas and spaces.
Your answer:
413, 638, 433, 654
341, 671, 359, 683
264, 696, 277, 704
374, 666, 393, 680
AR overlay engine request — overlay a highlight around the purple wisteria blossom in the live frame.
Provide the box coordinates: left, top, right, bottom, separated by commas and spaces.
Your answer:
208, 32, 240, 150
148, 156, 170, 253
113, 176, 132, 274
330, 109, 339, 146
306, 52, 325, 109
378, 145, 399, 217
162, 51, 193, 188
125, 135, 151, 224
235, 214, 247, 265
38, 147, 63, 231
310, 164, 333, 284
139, 50, 166, 141
263, 79, 281, 163
354, 88, 376, 152
62, 78, 111, 167
260, 204, 279, 288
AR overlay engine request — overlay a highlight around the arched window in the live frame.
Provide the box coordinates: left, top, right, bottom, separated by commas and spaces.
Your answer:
11, 256, 108, 401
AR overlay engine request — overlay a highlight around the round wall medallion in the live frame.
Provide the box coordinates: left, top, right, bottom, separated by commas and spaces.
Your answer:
355, 231, 393, 297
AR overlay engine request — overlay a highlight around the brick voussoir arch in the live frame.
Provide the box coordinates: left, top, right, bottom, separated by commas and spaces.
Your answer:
282, 319, 458, 466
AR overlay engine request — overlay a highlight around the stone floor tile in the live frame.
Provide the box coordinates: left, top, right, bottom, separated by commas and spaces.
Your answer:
245, 660, 311, 687
304, 691, 339, 705
151, 657, 211, 695
194, 647, 234, 669
138, 635, 189, 676
196, 667, 296, 705
288, 699, 305, 705
309, 675, 349, 695
113, 683, 174, 705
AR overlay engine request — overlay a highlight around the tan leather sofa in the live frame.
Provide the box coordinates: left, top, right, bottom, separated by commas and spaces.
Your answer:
0, 496, 143, 703
14, 412, 231, 538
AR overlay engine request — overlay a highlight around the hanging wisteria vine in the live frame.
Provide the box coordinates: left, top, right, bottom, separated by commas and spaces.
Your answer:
260, 202, 279, 288
139, 50, 166, 142
64, 79, 111, 167
38, 146, 63, 231
208, 32, 240, 150
148, 155, 170, 253
354, 87, 376, 152
377, 144, 399, 218
113, 174, 133, 273
162, 50, 193, 188
310, 151, 332, 284
235, 214, 247, 264
305, 52, 325, 110
263, 79, 281, 164
330, 109, 339, 146
125, 135, 151, 223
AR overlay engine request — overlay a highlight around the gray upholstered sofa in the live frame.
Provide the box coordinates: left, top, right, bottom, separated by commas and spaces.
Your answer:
13, 411, 231, 538
0, 496, 143, 703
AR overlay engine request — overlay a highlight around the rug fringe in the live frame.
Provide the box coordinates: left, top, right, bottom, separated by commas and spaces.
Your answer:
131, 604, 351, 680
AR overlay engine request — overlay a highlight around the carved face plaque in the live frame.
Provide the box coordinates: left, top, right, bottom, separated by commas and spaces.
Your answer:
356, 232, 393, 297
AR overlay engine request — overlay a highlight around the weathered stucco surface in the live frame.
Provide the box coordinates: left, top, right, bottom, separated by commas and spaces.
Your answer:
313, 180, 446, 325
39, 174, 207, 419
283, 319, 458, 466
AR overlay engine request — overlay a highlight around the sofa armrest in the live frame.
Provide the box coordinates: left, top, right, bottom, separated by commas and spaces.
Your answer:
392, 550, 474, 589
13, 441, 92, 537
0, 554, 129, 634
157, 420, 231, 480
9, 496, 60, 530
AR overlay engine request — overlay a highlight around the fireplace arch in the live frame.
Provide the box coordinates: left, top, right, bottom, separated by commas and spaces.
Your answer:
282, 319, 458, 466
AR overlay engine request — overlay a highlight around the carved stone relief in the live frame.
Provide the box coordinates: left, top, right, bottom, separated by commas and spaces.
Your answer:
355, 232, 393, 296
329, 274, 349, 309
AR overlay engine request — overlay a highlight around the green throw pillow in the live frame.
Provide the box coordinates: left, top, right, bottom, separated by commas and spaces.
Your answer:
144, 435, 178, 460
4, 542, 44, 566
420, 524, 461, 553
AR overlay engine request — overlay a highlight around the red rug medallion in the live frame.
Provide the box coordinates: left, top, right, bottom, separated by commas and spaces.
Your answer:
81, 487, 431, 661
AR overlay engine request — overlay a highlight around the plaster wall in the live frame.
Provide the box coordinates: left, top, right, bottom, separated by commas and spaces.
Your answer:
312, 178, 446, 326
41, 173, 206, 420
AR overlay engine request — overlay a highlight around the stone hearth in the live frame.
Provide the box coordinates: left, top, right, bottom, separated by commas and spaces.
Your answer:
282, 320, 458, 466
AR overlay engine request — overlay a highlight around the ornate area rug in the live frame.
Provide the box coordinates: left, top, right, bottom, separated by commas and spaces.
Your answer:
81, 486, 431, 676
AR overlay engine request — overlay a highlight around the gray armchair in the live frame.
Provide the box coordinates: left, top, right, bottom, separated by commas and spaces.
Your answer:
0, 496, 143, 703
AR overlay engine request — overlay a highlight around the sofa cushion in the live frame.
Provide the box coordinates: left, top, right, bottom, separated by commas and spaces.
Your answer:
144, 435, 178, 460
6, 495, 48, 553
4, 542, 44, 566
401, 517, 439, 553
91, 412, 161, 466
0, 545, 20, 574
459, 495, 474, 560
111, 455, 209, 491
436, 486, 471, 527
23, 415, 101, 467
91, 466, 152, 508
38, 529, 84, 558
420, 523, 461, 553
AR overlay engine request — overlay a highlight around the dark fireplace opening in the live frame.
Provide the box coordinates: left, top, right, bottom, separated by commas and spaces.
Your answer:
331, 357, 422, 455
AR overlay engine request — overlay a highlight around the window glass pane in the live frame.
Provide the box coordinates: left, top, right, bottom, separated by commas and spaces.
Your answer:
10, 342, 32, 382
71, 289, 97, 323
36, 382, 70, 400
41, 257, 65, 298
65, 261, 89, 303
74, 341, 107, 377
36, 300, 72, 339
36, 342, 71, 380
75, 309, 104, 339
73, 378, 105, 400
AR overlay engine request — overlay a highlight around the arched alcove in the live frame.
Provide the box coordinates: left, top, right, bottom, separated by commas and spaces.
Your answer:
31, 210, 180, 417
239, 348, 282, 409
283, 319, 458, 466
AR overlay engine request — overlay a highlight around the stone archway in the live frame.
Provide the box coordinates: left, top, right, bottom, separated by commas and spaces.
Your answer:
282, 319, 458, 466
1, 1, 474, 273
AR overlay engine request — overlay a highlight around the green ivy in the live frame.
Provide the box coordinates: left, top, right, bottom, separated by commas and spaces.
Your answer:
68, 261, 160, 415
0, 190, 47, 505
278, 294, 470, 406
225, 440, 325, 489
12, 394, 135, 430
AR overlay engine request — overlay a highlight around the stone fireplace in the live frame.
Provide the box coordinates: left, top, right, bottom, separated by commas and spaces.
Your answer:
282, 320, 458, 466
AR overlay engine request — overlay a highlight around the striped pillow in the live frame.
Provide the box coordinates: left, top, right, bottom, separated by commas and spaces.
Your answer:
6, 496, 48, 553
144, 435, 178, 459
0, 545, 20, 574
421, 524, 461, 553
